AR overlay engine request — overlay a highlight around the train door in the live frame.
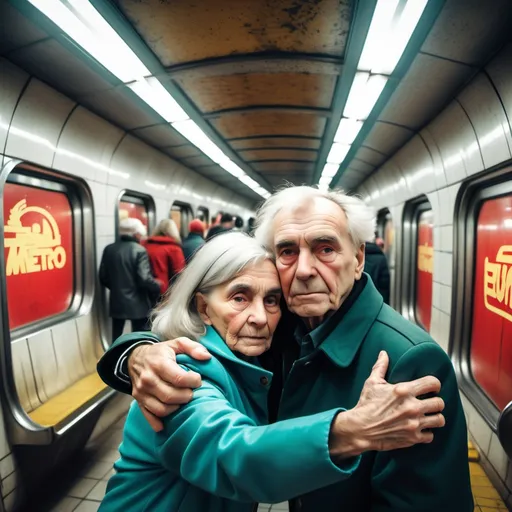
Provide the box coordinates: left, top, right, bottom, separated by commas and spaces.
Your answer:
452, 172, 512, 427
401, 196, 434, 332
196, 206, 209, 226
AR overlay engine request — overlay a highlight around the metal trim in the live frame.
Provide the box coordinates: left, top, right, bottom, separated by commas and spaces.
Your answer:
451, 161, 512, 430
196, 206, 210, 225
171, 201, 194, 238
0, 159, 100, 445
400, 195, 431, 328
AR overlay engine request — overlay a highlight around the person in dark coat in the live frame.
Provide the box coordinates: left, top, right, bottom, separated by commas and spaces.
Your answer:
364, 239, 391, 304
182, 219, 205, 262
99, 218, 161, 341
142, 219, 185, 297
206, 212, 234, 241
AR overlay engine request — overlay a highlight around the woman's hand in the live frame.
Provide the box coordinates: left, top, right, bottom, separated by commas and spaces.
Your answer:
128, 338, 211, 431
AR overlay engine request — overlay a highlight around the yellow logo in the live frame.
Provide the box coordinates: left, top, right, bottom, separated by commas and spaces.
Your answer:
418, 243, 433, 274
4, 199, 67, 276
484, 245, 512, 322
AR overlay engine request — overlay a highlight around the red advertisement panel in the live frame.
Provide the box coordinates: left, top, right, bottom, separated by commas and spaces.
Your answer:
471, 195, 512, 409
415, 209, 433, 332
3, 182, 74, 329
119, 199, 148, 230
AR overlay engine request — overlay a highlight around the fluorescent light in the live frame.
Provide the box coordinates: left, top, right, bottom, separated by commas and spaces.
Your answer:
358, 0, 400, 72
318, 183, 329, 192
239, 175, 260, 188
172, 120, 228, 164
220, 160, 245, 178
327, 143, 351, 165
358, 0, 428, 75
129, 78, 189, 123
334, 118, 363, 145
321, 163, 339, 179
319, 176, 332, 185
343, 72, 388, 120
374, 0, 428, 74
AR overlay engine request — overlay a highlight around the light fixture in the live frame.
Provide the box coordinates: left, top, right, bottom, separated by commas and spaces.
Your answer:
321, 163, 339, 179
220, 160, 245, 178
129, 78, 189, 123
334, 118, 364, 145
343, 72, 388, 121
316, 0, 429, 187
319, 176, 332, 186
326, 143, 351, 165
239, 175, 260, 189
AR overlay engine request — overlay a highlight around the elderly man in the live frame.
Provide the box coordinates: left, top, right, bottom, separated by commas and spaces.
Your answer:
97, 186, 473, 511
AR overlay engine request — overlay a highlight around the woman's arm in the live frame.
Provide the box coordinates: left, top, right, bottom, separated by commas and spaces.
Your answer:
157, 379, 358, 504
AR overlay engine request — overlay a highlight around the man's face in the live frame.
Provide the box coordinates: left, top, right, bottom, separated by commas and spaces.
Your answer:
273, 198, 365, 324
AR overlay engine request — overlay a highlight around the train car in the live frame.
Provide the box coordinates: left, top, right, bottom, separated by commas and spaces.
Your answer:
0, 0, 511, 510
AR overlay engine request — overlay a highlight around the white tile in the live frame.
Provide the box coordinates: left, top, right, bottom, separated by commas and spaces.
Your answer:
81, 461, 113, 480
488, 433, 510, 481
3, 490, 16, 512
440, 225, 453, 253
102, 468, 115, 481
0, 454, 14, 480
467, 402, 493, 455
2, 472, 16, 496
49, 497, 82, 512
67, 477, 98, 499
438, 252, 453, 286
258, 506, 271, 512
93, 449, 119, 464
270, 503, 289, 511
432, 282, 442, 309
440, 284, 452, 316
430, 306, 441, 346
436, 311, 450, 352
74, 500, 100, 512
95, 215, 115, 238
437, 187, 452, 226
86, 480, 108, 501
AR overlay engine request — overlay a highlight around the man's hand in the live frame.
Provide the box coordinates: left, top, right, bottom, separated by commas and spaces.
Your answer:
128, 338, 211, 432
330, 351, 445, 458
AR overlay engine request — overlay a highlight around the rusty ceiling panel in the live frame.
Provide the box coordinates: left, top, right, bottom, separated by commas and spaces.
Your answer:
240, 148, 317, 161
176, 73, 337, 112
229, 137, 321, 150
251, 161, 315, 172
116, 0, 352, 66
212, 111, 326, 138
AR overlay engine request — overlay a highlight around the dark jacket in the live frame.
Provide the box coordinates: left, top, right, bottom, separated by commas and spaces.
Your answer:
182, 233, 205, 262
99, 235, 161, 319
364, 242, 390, 304
206, 225, 231, 241
97, 276, 473, 511
142, 236, 185, 294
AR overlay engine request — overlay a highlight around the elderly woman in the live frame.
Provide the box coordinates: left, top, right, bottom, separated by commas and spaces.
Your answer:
100, 232, 360, 512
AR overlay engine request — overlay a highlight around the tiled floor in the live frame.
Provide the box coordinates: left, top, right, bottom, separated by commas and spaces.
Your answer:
34, 419, 509, 512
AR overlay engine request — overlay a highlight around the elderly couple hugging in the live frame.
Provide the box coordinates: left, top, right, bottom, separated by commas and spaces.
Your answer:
98, 186, 473, 512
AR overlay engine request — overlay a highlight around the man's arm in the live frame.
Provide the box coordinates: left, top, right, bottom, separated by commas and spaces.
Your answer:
371, 342, 473, 511
135, 250, 161, 296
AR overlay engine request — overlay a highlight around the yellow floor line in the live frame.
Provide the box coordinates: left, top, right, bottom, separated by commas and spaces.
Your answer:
468, 442, 509, 511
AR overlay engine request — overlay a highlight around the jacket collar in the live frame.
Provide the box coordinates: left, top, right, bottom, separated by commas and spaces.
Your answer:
318, 274, 383, 368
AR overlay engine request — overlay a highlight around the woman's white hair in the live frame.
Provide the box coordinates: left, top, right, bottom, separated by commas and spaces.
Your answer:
153, 218, 181, 243
119, 217, 147, 237
254, 185, 376, 251
151, 232, 273, 341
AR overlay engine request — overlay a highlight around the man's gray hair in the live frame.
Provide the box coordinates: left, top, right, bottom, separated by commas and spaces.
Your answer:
151, 232, 273, 341
119, 217, 147, 237
254, 185, 376, 251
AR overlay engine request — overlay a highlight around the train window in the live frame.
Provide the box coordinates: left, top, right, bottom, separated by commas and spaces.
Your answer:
118, 192, 155, 235
401, 197, 434, 332
171, 201, 193, 239
452, 170, 512, 427
196, 206, 209, 225
2, 165, 93, 335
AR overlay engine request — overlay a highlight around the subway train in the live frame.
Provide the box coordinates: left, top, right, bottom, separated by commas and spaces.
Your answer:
1, 0, 512, 510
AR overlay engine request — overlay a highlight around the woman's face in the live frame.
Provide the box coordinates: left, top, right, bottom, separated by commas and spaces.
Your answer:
196, 260, 282, 357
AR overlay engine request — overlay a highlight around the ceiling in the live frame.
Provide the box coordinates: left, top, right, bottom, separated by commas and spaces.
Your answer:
1, 0, 512, 200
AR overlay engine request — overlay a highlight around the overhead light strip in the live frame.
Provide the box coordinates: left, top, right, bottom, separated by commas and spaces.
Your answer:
27, 0, 270, 199
318, 0, 428, 190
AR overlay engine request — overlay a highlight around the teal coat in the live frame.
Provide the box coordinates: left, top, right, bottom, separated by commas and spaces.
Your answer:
98, 278, 473, 511
99, 327, 358, 512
